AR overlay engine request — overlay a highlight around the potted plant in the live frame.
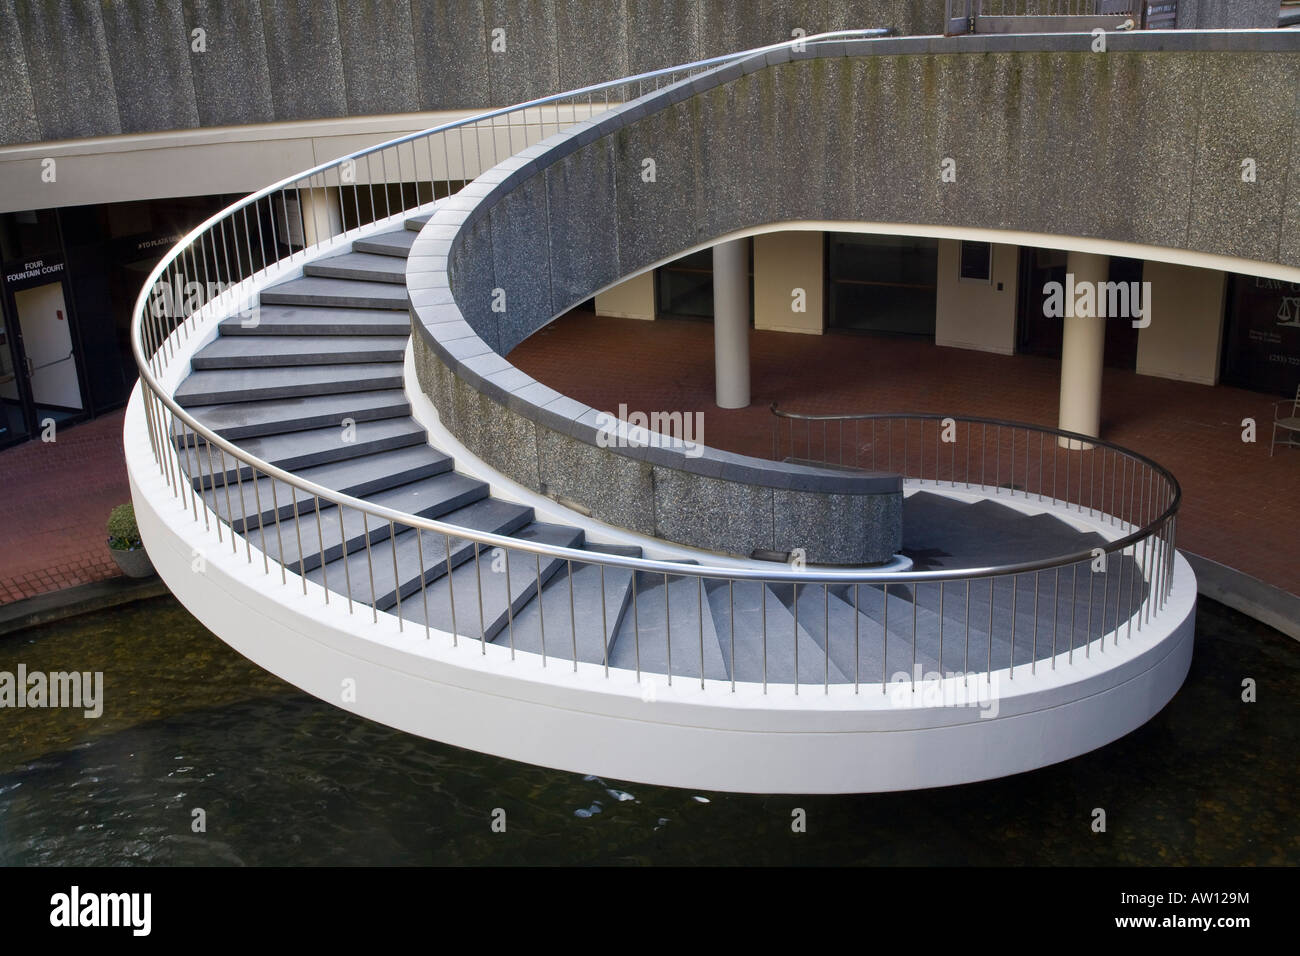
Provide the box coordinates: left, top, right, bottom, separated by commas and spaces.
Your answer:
107, 503, 155, 579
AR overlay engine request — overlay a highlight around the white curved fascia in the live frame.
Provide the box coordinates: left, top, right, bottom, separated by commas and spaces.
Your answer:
127, 383, 1197, 793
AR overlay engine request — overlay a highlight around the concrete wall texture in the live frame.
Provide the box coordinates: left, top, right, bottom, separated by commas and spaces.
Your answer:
442, 35, 1300, 370
1, 0, 944, 147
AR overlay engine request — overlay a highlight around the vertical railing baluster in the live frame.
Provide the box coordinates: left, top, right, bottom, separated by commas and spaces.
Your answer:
416, 529, 429, 639
568, 558, 578, 672
445, 534, 457, 645
698, 575, 705, 689
337, 506, 352, 613
591, 561, 604, 674
632, 571, 641, 683
1009, 573, 1017, 677
882, 582, 889, 693
390, 520, 402, 631
362, 511, 377, 622
291, 496, 306, 594
729, 579, 736, 693
664, 571, 672, 686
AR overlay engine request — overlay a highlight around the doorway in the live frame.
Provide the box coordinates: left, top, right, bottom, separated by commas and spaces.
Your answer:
0, 278, 86, 447
1016, 248, 1141, 369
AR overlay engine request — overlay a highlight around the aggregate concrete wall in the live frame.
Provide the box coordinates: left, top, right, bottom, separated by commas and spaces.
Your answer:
1, 0, 942, 147
446, 33, 1300, 359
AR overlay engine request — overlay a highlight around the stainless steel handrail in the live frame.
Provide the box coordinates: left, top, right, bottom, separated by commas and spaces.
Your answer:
128, 29, 1183, 688
771, 404, 1182, 539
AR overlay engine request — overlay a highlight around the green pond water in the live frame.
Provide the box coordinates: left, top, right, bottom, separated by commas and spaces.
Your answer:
0, 595, 1295, 866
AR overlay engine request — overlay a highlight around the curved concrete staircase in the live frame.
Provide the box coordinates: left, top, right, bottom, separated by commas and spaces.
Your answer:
167, 214, 1146, 686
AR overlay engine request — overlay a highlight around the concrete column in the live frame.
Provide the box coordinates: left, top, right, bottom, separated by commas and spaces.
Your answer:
1058, 251, 1109, 449
713, 238, 751, 409
753, 231, 824, 333
595, 271, 655, 320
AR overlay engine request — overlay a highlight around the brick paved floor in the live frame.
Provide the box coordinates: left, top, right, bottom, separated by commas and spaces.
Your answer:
511, 311, 1300, 597
0, 409, 130, 605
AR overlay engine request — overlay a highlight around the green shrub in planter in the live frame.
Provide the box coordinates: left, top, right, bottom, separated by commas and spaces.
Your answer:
107, 503, 142, 551
107, 503, 155, 578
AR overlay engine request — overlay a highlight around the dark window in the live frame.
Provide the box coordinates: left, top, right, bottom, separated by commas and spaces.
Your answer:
959, 241, 992, 282
827, 233, 937, 337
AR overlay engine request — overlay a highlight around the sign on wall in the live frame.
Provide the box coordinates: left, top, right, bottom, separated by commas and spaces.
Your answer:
1222, 275, 1300, 397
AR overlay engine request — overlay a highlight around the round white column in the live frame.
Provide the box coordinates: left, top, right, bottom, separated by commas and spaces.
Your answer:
713, 238, 751, 409
1058, 251, 1109, 449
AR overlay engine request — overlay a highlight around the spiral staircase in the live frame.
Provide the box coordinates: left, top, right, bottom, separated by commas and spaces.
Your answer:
124, 31, 1198, 793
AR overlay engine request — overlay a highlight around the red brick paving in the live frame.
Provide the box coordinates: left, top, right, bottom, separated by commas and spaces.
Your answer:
0, 410, 130, 605
511, 311, 1300, 597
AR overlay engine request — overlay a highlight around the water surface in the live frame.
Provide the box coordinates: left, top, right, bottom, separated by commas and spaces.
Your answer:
0, 596, 1294, 865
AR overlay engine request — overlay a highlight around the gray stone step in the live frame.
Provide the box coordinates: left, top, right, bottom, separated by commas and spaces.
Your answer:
305, 252, 408, 284
269, 476, 511, 574
405, 213, 434, 231
924, 558, 1148, 670
175, 363, 403, 407
502, 561, 635, 667
190, 418, 429, 490
352, 229, 418, 259
702, 579, 845, 686
612, 571, 730, 683
180, 390, 411, 441
191, 334, 408, 369
218, 305, 410, 336
200, 444, 452, 533
305, 495, 536, 609
398, 522, 586, 641
840, 582, 959, 680
260, 276, 409, 310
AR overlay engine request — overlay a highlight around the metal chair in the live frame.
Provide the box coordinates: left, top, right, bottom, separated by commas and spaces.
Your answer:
1271, 385, 1300, 456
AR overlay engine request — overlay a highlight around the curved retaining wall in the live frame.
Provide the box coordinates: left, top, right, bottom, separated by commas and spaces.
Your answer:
412, 321, 903, 563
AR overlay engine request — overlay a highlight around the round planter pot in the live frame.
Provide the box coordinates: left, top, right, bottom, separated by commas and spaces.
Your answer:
109, 544, 156, 579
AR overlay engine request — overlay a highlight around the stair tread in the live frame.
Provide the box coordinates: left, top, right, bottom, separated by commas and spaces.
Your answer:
503, 561, 635, 666
610, 572, 729, 682
260, 276, 409, 310
175, 363, 403, 406
181, 390, 411, 440
353, 229, 418, 258
305, 490, 534, 608
219, 305, 410, 336
272, 476, 508, 573
191, 334, 408, 369
193, 418, 427, 484
398, 522, 586, 639
305, 252, 408, 284
703, 579, 846, 685
198, 444, 452, 532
